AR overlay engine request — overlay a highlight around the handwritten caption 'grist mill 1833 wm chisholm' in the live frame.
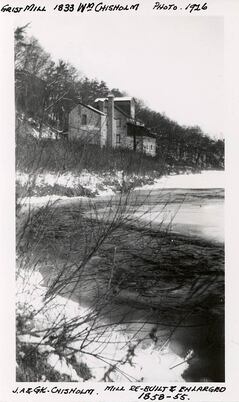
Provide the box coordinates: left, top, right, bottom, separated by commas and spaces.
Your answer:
1, 2, 208, 13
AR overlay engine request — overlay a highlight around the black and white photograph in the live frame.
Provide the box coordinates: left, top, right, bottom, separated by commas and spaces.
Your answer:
0, 1, 239, 400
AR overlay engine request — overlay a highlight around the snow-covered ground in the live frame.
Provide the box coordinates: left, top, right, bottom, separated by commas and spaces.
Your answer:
17, 113, 61, 139
16, 268, 190, 382
16, 169, 153, 206
17, 170, 224, 208
141, 170, 224, 190
17, 170, 117, 197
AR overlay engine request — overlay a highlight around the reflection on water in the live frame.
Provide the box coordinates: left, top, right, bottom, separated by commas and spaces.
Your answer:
171, 317, 225, 382
98, 299, 224, 382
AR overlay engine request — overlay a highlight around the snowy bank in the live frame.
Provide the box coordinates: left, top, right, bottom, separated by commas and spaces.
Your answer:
16, 170, 116, 197
16, 169, 156, 205
16, 267, 189, 382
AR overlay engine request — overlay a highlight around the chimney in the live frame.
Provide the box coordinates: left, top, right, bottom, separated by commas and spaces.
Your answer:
131, 98, 135, 120
96, 99, 104, 113
107, 94, 115, 147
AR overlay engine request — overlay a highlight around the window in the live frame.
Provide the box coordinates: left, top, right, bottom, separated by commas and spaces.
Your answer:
116, 134, 121, 144
81, 114, 87, 125
116, 118, 121, 128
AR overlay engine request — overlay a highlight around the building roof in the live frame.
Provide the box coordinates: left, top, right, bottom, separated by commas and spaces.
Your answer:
95, 96, 134, 103
94, 98, 132, 119
85, 104, 106, 116
71, 101, 106, 116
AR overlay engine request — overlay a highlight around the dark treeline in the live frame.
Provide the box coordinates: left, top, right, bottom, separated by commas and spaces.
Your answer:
15, 25, 224, 170
136, 107, 224, 169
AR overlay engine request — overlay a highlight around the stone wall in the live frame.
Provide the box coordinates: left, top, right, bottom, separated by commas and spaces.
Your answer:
69, 104, 106, 146
114, 108, 128, 148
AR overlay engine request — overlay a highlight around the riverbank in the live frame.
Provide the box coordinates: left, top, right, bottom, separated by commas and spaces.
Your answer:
17, 169, 225, 203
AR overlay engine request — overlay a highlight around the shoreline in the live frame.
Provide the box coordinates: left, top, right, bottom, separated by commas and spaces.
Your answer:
16, 169, 224, 205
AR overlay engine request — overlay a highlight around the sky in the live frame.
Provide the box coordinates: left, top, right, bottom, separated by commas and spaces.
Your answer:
15, 14, 224, 138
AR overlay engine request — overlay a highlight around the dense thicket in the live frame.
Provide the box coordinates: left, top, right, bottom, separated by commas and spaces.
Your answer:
15, 25, 224, 170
